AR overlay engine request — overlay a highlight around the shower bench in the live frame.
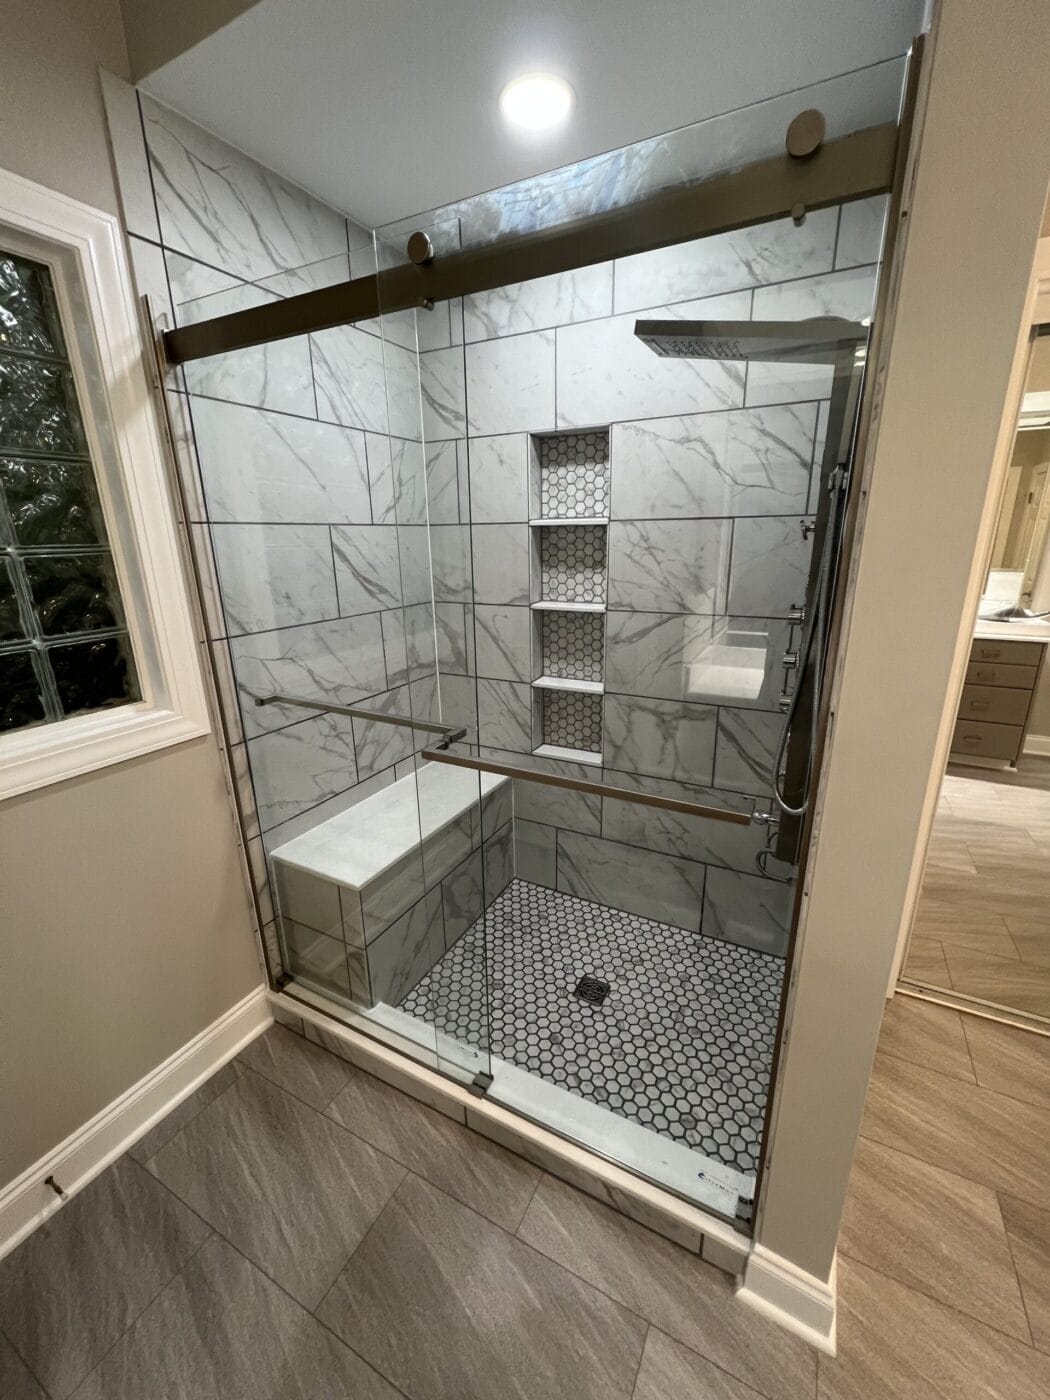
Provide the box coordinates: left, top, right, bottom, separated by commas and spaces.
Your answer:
269, 761, 510, 1009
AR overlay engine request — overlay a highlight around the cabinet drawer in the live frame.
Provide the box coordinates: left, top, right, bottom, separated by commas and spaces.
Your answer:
958, 684, 1032, 725
951, 719, 1023, 762
964, 660, 1038, 689
970, 638, 1044, 666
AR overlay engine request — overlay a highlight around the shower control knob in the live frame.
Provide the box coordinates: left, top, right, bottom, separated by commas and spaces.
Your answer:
783, 651, 800, 669
788, 603, 806, 623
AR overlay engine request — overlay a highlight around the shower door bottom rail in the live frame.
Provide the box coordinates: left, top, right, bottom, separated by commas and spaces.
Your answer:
420, 746, 753, 825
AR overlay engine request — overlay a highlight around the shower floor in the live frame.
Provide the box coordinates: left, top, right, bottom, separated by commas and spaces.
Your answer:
399, 879, 783, 1176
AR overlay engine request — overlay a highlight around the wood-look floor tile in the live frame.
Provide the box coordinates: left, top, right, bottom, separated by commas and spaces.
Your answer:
861, 1052, 1050, 1209
632, 1328, 768, 1400
0, 1334, 46, 1400
148, 1069, 404, 1308
70, 1235, 400, 1400
911, 908, 1019, 960
316, 1174, 647, 1400
876, 996, 975, 1082
839, 1136, 1029, 1340
819, 1256, 1050, 1399
128, 1060, 243, 1164
962, 1017, 1050, 1109
941, 947, 1050, 1018
0, 1157, 210, 1399
1003, 917, 1050, 969
1000, 1194, 1050, 1356
326, 1069, 540, 1230
516, 1174, 816, 1400
237, 1023, 351, 1110
903, 936, 951, 987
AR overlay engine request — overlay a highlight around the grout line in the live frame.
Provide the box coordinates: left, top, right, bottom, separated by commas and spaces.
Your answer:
628, 1322, 651, 1400
996, 1195, 1037, 1350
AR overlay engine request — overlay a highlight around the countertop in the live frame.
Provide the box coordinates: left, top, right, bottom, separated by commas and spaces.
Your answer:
973, 618, 1050, 643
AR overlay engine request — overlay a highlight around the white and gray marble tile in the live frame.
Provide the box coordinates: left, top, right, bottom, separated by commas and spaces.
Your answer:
429, 524, 472, 603
752, 263, 878, 323
515, 818, 557, 887
310, 323, 393, 435
557, 830, 706, 930
608, 518, 730, 614
836, 195, 889, 269
99, 72, 159, 242
465, 330, 556, 436
605, 611, 715, 702
474, 603, 533, 682
713, 707, 786, 797
127, 236, 174, 328
745, 359, 835, 407
331, 525, 402, 615
613, 208, 838, 312
229, 614, 386, 738
484, 819, 514, 899
513, 773, 601, 834
383, 601, 437, 684
352, 687, 419, 781
556, 292, 748, 427
425, 440, 464, 524
604, 693, 718, 785
273, 862, 342, 938
140, 95, 347, 281
463, 264, 613, 341
610, 403, 817, 520
678, 615, 793, 712
441, 849, 485, 946
248, 712, 358, 829
435, 602, 471, 675
360, 850, 427, 945
256, 250, 350, 301
726, 516, 814, 619
365, 433, 397, 523
477, 677, 533, 752
702, 866, 792, 956
468, 433, 529, 522
368, 887, 446, 1005
283, 919, 353, 998
395, 525, 433, 606
261, 768, 397, 850
600, 772, 766, 874
209, 523, 337, 636
420, 346, 467, 441
190, 397, 371, 525
387, 437, 426, 525
471, 523, 531, 604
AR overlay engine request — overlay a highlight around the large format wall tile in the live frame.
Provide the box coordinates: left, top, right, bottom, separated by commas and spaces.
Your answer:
612, 209, 838, 312
248, 713, 359, 829
465, 330, 556, 435
140, 96, 348, 282
477, 677, 533, 752
557, 830, 705, 929
604, 693, 717, 784
713, 707, 785, 797
367, 888, 446, 1005
601, 773, 765, 873
752, 264, 878, 323
310, 324, 395, 435
470, 524, 531, 604
605, 610, 714, 701
464, 264, 613, 341
332, 526, 402, 614
683, 615, 793, 712
468, 434, 529, 522
420, 346, 467, 440
210, 523, 337, 635
836, 196, 888, 270
474, 604, 533, 681
610, 403, 817, 519
727, 516, 813, 618
425, 440, 467, 524
191, 398, 371, 524
429, 524, 472, 603
556, 294, 747, 426
608, 518, 730, 613
702, 866, 792, 955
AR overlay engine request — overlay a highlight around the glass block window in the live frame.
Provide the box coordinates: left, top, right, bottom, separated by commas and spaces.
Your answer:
0, 251, 139, 731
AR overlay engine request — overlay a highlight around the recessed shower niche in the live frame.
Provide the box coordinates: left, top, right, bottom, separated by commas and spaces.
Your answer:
529, 429, 610, 764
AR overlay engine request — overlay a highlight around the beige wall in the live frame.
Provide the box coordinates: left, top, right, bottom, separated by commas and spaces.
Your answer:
0, 0, 260, 1187
756, 0, 1050, 1282
119, 0, 261, 79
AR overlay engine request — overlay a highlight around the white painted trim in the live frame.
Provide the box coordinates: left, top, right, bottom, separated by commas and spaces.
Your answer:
737, 1244, 837, 1354
1024, 733, 1050, 756
0, 166, 210, 799
0, 986, 270, 1261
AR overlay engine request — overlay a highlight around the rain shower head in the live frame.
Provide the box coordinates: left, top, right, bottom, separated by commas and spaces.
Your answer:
633, 317, 867, 364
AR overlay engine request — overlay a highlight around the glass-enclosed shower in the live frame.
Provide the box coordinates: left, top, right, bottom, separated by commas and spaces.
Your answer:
127, 55, 909, 1226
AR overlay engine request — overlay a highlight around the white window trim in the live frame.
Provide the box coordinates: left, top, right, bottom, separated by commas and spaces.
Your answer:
0, 167, 209, 798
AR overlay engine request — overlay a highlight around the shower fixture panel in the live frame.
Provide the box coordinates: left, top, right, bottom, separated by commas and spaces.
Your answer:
633, 317, 867, 363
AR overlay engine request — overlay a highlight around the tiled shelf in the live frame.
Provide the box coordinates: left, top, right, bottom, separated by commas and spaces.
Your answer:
530, 600, 605, 613
532, 675, 604, 695
529, 517, 609, 527
533, 743, 603, 767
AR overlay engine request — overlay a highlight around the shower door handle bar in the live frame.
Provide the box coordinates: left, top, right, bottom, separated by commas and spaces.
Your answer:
420, 747, 752, 826
254, 693, 467, 743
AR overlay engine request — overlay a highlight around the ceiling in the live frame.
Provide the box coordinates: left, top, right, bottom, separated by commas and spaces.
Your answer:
143, 0, 924, 227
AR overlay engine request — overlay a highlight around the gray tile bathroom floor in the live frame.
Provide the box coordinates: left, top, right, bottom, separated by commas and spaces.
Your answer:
401, 880, 783, 1175
5, 1013, 1050, 1399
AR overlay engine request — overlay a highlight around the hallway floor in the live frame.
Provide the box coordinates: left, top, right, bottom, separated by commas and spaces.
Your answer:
2, 1007, 1050, 1398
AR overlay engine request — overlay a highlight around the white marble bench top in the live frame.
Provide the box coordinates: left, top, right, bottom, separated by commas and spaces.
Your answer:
271, 762, 507, 891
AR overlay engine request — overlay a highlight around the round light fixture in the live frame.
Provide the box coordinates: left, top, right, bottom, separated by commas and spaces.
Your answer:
499, 73, 574, 131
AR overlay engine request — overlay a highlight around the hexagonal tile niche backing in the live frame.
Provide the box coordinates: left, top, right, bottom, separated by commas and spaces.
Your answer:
542, 689, 603, 751
538, 430, 610, 517
541, 611, 604, 682
400, 878, 782, 1177
539, 525, 607, 604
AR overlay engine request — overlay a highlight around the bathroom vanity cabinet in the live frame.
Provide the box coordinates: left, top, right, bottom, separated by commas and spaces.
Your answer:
951, 627, 1050, 767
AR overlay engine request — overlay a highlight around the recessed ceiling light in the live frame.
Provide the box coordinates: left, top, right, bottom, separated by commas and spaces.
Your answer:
499, 73, 574, 131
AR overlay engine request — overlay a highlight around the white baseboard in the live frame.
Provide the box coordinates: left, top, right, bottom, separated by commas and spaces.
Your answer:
1024, 733, 1050, 757
737, 1244, 837, 1354
0, 985, 271, 1261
